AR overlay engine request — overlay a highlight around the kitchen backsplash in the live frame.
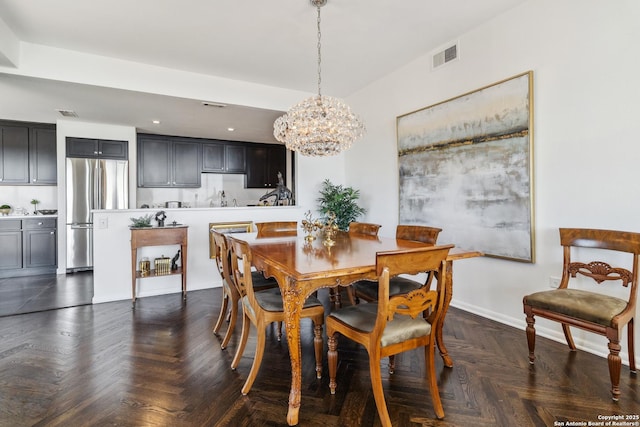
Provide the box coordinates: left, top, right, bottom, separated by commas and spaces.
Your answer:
0, 186, 58, 214
136, 173, 283, 208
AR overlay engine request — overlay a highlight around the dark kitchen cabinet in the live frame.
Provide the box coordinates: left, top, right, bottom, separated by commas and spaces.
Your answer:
23, 219, 57, 269
0, 220, 23, 271
137, 136, 200, 188
0, 218, 57, 278
0, 121, 56, 186
202, 141, 245, 173
29, 127, 57, 184
66, 137, 128, 160
0, 124, 29, 184
245, 144, 286, 188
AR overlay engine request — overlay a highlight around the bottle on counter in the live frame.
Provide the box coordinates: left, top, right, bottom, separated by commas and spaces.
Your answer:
220, 191, 227, 207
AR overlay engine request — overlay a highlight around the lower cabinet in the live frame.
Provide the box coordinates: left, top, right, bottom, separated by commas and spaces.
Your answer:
0, 218, 57, 278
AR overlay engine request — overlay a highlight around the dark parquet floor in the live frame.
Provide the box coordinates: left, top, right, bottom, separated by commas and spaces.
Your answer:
0, 286, 637, 426
0, 272, 93, 317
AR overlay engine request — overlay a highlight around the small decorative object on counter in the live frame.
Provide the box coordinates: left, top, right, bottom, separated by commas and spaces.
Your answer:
155, 210, 167, 227
171, 250, 181, 270
0, 204, 11, 216
30, 199, 40, 215
259, 172, 293, 206
154, 256, 171, 275
130, 214, 153, 228
301, 210, 324, 242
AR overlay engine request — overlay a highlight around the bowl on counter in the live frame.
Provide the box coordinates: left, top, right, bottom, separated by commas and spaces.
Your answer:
0, 208, 11, 216
37, 209, 58, 215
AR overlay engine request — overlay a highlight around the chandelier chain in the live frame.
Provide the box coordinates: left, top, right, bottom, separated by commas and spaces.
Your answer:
316, 4, 322, 98
272, 0, 365, 157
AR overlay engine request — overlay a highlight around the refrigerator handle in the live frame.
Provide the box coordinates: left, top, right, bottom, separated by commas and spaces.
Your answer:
93, 161, 100, 211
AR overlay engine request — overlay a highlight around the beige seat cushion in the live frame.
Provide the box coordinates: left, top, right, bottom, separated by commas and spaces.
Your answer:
328, 303, 431, 347
524, 289, 627, 327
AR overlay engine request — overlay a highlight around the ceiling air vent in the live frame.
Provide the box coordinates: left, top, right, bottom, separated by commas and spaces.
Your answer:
432, 42, 459, 70
55, 109, 78, 117
201, 101, 227, 108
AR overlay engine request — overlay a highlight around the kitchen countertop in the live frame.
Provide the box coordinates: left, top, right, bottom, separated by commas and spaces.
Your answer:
0, 214, 58, 219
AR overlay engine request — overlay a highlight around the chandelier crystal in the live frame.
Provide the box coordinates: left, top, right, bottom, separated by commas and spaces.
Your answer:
273, 0, 365, 157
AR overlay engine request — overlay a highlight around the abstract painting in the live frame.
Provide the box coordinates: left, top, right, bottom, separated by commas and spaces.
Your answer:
397, 71, 534, 262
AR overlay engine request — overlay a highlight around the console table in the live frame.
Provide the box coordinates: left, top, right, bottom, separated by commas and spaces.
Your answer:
130, 225, 188, 307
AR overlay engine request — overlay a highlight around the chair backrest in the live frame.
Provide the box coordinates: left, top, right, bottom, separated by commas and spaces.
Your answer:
348, 222, 382, 236
396, 225, 442, 244
559, 228, 640, 307
226, 235, 257, 304
255, 221, 298, 237
374, 245, 453, 332
210, 229, 236, 294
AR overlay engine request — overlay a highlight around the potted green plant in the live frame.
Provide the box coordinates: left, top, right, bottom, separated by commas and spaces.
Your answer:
317, 179, 366, 231
30, 199, 40, 215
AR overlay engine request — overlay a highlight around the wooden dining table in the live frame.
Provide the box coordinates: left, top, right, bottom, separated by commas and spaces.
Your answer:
234, 230, 481, 426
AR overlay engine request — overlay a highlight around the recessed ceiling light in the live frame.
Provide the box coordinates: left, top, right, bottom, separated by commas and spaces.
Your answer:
227, 127, 235, 132
152, 120, 160, 124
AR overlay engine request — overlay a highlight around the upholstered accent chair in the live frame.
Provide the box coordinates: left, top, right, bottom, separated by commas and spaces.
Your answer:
327, 245, 453, 426
226, 235, 325, 395
523, 228, 640, 400
350, 225, 442, 304
255, 221, 298, 237
210, 229, 277, 349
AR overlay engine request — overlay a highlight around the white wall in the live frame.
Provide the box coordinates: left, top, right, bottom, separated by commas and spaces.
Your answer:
344, 0, 640, 366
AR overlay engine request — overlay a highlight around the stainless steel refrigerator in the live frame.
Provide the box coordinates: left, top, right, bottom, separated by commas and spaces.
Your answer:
66, 158, 128, 271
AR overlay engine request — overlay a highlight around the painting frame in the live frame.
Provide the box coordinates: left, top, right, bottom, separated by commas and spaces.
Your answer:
397, 71, 534, 263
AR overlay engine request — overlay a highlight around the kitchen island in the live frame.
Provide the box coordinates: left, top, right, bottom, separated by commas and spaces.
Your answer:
92, 206, 304, 304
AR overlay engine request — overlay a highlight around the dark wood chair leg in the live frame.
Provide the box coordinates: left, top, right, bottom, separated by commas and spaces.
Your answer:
314, 322, 323, 379
562, 323, 577, 350
388, 355, 395, 374
213, 292, 229, 335
607, 340, 622, 401
628, 318, 636, 373
525, 310, 536, 364
328, 334, 338, 394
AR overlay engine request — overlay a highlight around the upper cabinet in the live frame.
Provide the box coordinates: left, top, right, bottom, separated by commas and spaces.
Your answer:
0, 121, 56, 186
66, 137, 128, 160
29, 127, 57, 185
202, 141, 246, 174
136, 133, 287, 189
137, 135, 200, 188
245, 143, 286, 188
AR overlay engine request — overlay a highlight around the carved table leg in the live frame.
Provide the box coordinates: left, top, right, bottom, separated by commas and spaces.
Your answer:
283, 279, 304, 425
435, 260, 454, 367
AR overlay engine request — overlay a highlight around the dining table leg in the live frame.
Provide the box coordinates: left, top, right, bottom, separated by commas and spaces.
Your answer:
436, 259, 455, 368
282, 279, 304, 425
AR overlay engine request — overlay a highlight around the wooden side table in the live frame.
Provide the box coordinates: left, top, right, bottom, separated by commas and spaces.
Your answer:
130, 225, 188, 307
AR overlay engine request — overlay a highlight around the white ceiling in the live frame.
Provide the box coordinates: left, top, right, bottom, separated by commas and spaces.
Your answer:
0, 0, 526, 143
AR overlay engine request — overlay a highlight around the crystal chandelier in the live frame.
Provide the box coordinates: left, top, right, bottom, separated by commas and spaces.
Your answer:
273, 0, 365, 157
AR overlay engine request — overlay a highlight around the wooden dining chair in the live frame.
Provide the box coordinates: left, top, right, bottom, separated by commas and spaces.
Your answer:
210, 229, 277, 349
523, 228, 640, 401
324, 222, 384, 308
255, 221, 298, 237
348, 221, 382, 236
349, 224, 442, 304
327, 245, 453, 426
226, 235, 325, 395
